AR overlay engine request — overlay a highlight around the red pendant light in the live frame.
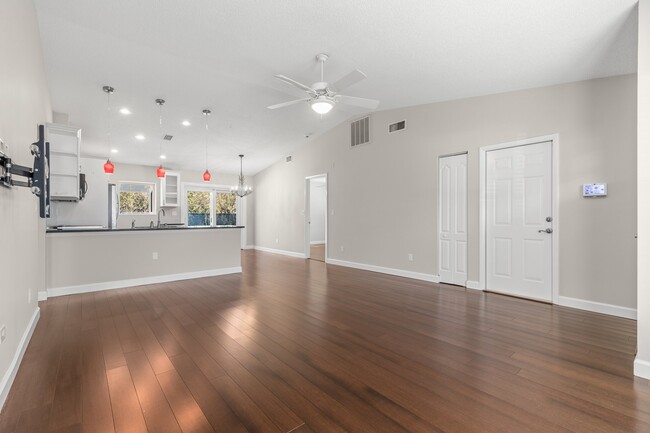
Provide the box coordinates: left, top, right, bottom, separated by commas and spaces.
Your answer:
155, 98, 166, 178
202, 109, 212, 182
102, 85, 115, 174
104, 159, 115, 174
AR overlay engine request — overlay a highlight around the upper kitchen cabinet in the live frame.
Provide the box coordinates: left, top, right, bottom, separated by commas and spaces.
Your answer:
160, 170, 180, 207
47, 123, 81, 201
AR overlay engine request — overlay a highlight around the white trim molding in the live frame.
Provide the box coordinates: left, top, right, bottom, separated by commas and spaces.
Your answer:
465, 280, 481, 290
254, 246, 306, 259
634, 358, 650, 380
0, 307, 40, 411
558, 296, 637, 320
242, 245, 255, 250
326, 258, 440, 283
41, 267, 242, 300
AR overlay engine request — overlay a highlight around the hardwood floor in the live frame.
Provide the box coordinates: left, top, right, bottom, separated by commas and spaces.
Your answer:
0, 250, 647, 432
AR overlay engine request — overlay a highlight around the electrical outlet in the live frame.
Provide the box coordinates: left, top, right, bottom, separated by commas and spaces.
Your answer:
152, 252, 158, 260
331, 209, 335, 216
275, 238, 279, 244
340, 246, 344, 252
28, 289, 32, 304
408, 253, 414, 261
0, 325, 6, 344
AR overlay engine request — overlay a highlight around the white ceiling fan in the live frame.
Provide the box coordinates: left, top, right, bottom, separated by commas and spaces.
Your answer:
268, 53, 380, 114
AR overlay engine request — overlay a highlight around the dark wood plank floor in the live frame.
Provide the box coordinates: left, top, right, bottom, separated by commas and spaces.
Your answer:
1, 250, 648, 433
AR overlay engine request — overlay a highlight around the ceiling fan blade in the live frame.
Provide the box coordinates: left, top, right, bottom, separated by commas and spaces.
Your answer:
267, 98, 311, 110
336, 95, 379, 110
331, 69, 367, 92
274, 75, 317, 95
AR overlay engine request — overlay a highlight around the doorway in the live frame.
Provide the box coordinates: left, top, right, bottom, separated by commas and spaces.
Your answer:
304, 174, 327, 261
438, 153, 468, 286
479, 135, 559, 302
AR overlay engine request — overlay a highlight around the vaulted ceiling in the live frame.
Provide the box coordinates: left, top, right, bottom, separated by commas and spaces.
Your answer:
34, 0, 638, 175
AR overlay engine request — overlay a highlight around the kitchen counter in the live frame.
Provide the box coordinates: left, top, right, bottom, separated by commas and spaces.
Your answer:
43, 225, 243, 300
46, 225, 244, 233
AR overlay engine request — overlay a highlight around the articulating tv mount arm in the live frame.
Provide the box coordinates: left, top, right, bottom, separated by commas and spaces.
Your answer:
0, 142, 40, 193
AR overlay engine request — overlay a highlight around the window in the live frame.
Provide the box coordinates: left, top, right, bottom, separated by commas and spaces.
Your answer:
184, 186, 239, 227
187, 190, 212, 226
215, 192, 237, 225
119, 182, 155, 215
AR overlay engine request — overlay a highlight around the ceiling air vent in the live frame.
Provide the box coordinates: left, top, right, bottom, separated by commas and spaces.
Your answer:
286, 156, 292, 162
350, 115, 370, 148
163, 135, 173, 141
389, 120, 406, 133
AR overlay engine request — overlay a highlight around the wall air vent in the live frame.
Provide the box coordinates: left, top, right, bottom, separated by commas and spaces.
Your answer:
286, 156, 292, 162
350, 115, 371, 148
163, 135, 173, 141
389, 120, 406, 133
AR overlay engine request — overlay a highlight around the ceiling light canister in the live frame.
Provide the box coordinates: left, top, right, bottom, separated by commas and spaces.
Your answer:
311, 96, 334, 114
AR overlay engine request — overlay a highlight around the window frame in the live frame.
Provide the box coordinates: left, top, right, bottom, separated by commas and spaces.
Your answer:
181, 182, 242, 227
118, 181, 157, 216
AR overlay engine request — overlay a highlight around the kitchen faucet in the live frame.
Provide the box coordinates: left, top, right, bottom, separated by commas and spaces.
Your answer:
157, 208, 166, 228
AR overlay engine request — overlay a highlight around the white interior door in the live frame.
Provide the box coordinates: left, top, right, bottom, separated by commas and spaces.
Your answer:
438, 154, 467, 286
486, 141, 553, 301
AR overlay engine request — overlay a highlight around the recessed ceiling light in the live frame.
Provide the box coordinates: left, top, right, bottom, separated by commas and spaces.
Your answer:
182, 120, 191, 126
110, 149, 118, 154
119, 108, 131, 115
135, 134, 145, 140
160, 154, 166, 159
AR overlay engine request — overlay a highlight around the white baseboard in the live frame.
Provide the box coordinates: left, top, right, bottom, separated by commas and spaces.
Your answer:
325, 258, 439, 283
242, 245, 255, 250
310, 241, 325, 245
0, 307, 40, 411
254, 246, 306, 259
37, 291, 48, 301
635, 358, 650, 379
558, 296, 636, 320
465, 280, 481, 290
41, 267, 242, 300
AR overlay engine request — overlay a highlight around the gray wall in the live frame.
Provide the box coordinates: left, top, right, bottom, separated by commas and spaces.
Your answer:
253, 74, 637, 310
0, 0, 51, 404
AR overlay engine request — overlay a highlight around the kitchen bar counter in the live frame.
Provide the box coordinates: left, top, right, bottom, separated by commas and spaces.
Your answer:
43, 226, 243, 300
46, 225, 244, 233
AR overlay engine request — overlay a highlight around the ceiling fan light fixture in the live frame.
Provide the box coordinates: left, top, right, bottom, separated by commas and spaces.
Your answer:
311, 97, 334, 114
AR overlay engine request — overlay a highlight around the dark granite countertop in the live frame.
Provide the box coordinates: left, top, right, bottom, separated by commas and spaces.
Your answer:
46, 225, 244, 234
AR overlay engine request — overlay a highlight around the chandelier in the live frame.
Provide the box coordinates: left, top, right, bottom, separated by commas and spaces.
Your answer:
231, 155, 252, 197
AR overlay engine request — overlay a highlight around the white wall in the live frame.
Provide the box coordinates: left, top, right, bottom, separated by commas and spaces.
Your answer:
636, 0, 650, 378
0, 0, 52, 407
309, 179, 327, 243
253, 75, 637, 311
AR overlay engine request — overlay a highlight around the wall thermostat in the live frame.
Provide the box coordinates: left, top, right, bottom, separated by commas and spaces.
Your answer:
583, 183, 607, 198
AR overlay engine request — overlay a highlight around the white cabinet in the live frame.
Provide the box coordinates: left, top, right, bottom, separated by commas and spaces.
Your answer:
160, 171, 180, 207
47, 123, 81, 201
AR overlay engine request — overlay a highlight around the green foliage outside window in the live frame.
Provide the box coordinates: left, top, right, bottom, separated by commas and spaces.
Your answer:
216, 192, 236, 214
119, 182, 154, 214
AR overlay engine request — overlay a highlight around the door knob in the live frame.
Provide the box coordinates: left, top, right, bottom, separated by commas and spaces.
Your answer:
538, 228, 553, 233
